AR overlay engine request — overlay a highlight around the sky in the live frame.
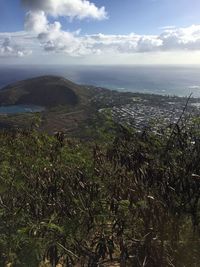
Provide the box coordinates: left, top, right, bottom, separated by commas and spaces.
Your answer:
1, 0, 200, 65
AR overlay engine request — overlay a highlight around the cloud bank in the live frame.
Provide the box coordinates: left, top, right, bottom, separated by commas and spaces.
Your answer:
2, 25, 200, 59
0, 36, 32, 57
23, 19, 200, 57
85, 25, 200, 54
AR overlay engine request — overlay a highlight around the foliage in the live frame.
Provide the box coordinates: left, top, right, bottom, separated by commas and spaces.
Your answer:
0, 116, 200, 266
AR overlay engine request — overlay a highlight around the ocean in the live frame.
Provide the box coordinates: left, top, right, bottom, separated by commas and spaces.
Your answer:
1, 65, 200, 97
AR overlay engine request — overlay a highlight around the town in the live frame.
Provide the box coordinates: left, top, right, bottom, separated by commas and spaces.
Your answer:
97, 92, 200, 131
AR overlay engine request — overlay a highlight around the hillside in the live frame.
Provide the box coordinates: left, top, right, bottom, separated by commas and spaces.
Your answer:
0, 117, 200, 267
0, 76, 132, 134
0, 76, 91, 108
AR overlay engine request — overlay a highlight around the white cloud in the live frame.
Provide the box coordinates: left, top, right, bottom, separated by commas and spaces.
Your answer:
22, 0, 107, 20
20, 1, 200, 57
137, 36, 163, 52
22, 0, 107, 56
38, 21, 86, 55
161, 25, 200, 50
0, 36, 32, 57
159, 25, 176, 30
25, 11, 48, 33
3, 23, 200, 60
84, 25, 200, 54
38, 24, 100, 56
24, 10, 100, 56
23, 17, 200, 56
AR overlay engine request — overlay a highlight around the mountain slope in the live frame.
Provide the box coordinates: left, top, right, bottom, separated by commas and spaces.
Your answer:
0, 76, 91, 108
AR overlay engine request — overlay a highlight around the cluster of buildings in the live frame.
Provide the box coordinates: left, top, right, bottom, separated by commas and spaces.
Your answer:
108, 98, 200, 131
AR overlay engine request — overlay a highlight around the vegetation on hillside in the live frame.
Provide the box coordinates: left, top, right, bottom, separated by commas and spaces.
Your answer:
0, 114, 200, 267
0, 76, 91, 108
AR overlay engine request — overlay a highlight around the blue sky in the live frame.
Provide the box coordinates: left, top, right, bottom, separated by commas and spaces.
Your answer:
1, 0, 200, 64
2, 0, 200, 34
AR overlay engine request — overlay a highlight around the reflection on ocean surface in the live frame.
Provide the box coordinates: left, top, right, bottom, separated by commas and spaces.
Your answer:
0, 105, 45, 114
